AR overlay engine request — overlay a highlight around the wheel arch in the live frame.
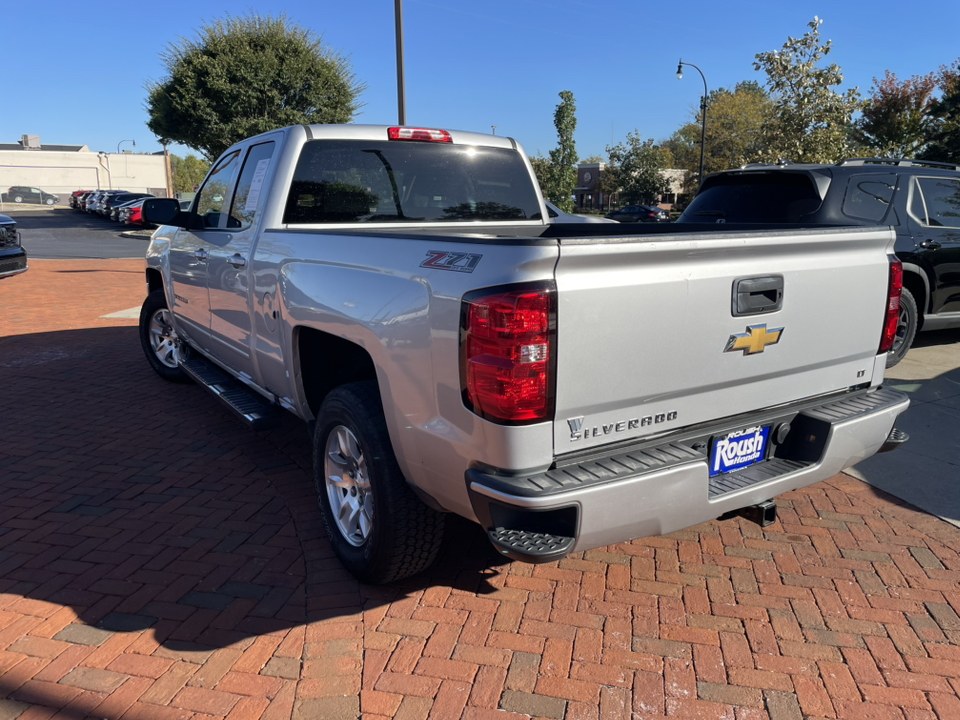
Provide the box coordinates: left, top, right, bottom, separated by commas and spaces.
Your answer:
900, 263, 928, 327
295, 326, 378, 418
145, 267, 164, 295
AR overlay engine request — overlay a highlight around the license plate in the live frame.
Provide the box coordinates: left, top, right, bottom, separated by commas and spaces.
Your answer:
709, 425, 771, 477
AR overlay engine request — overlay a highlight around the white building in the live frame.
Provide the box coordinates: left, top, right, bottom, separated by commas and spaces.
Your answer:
0, 135, 171, 205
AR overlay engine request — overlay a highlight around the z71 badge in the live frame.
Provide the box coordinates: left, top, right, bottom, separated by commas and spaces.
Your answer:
420, 250, 482, 273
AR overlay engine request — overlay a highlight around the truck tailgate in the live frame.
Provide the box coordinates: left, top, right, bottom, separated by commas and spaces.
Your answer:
552, 226, 895, 453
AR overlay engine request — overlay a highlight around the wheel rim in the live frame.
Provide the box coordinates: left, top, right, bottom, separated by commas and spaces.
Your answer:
148, 308, 187, 368
324, 425, 373, 547
892, 302, 910, 352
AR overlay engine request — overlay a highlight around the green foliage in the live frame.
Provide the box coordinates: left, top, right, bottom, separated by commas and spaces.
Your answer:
169, 154, 210, 195
920, 61, 960, 163
664, 81, 773, 194
753, 17, 862, 163
540, 91, 579, 212
605, 131, 671, 205
529, 153, 551, 196
854, 71, 937, 158
147, 12, 364, 160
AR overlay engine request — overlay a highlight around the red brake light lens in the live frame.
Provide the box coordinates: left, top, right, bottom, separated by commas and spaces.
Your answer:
879, 256, 903, 355
461, 284, 555, 423
388, 127, 452, 143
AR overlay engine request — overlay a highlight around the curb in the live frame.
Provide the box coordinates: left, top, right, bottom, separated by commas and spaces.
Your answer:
119, 230, 154, 240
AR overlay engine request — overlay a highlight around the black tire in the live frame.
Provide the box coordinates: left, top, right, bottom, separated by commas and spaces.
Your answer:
138, 289, 192, 382
13, 195, 23, 203
45, 197, 55, 206
314, 382, 445, 584
886, 287, 918, 368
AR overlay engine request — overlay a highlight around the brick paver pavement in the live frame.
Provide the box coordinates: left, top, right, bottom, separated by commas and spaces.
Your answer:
1, 259, 959, 719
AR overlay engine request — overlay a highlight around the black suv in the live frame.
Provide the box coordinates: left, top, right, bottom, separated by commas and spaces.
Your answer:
4, 186, 60, 205
677, 158, 960, 366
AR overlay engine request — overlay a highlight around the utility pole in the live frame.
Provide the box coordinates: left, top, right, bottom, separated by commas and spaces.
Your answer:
395, 0, 406, 125
491, 126, 497, 135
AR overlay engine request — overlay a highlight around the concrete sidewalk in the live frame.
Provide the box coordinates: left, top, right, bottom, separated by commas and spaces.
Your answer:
847, 331, 960, 529
1, 260, 959, 719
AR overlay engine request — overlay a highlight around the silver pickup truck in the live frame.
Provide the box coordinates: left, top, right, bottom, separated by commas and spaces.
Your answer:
139, 124, 909, 583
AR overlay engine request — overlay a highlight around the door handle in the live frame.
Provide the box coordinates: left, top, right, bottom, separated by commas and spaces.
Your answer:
920, 240, 942, 250
228, 254, 246, 268
733, 275, 784, 316
194, 248, 208, 261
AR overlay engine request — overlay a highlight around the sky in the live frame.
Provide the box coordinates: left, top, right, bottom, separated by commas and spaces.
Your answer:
6, 0, 960, 162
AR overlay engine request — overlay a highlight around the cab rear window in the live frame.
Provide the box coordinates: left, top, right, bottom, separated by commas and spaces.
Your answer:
283, 140, 542, 224
679, 172, 825, 223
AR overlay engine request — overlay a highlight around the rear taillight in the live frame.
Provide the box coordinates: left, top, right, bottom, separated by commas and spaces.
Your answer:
461, 283, 556, 424
879, 256, 903, 354
388, 127, 452, 143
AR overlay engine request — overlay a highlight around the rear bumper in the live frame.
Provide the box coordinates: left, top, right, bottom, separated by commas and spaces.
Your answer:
467, 387, 909, 562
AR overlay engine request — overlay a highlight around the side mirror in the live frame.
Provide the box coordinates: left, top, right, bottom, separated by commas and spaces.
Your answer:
142, 198, 194, 228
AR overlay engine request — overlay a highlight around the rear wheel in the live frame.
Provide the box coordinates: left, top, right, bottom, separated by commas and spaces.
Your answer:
314, 382, 445, 584
139, 289, 191, 382
13, 195, 23, 203
887, 287, 918, 368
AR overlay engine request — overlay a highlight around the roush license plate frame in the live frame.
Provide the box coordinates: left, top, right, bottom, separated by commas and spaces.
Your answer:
709, 425, 772, 477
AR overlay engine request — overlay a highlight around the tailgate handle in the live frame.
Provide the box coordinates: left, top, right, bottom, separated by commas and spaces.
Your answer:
733, 275, 783, 316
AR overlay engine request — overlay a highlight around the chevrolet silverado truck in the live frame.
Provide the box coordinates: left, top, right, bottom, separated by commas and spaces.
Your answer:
138, 124, 909, 583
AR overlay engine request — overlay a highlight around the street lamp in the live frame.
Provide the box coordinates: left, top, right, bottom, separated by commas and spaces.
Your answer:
676, 59, 707, 191
117, 139, 135, 154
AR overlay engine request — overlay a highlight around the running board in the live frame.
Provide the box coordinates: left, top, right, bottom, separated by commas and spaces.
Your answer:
180, 356, 282, 431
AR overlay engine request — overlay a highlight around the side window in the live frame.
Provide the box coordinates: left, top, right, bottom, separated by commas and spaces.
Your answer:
914, 177, 960, 228
195, 150, 241, 229
228, 141, 276, 228
842, 174, 896, 223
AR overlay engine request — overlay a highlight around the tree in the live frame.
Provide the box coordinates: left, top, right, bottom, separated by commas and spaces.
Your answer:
753, 17, 862, 163
605, 131, 671, 205
169, 154, 210, 195
854, 70, 937, 158
539, 91, 579, 212
664, 81, 773, 194
921, 61, 960, 163
528, 153, 551, 196
147, 12, 364, 160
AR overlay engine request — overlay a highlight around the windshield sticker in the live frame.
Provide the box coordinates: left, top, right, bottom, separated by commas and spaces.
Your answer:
244, 158, 271, 212
420, 251, 482, 273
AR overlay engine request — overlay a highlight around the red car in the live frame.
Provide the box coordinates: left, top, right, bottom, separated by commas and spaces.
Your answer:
70, 190, 94, 209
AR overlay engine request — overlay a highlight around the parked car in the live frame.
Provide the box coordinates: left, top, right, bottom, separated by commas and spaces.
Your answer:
604, 205, 670, 223
104, 193, 153, 219
69, 190, 94, 209
76, 191, 95, 211
3, 186, 60, 205
544, 201, 617, 223
119, 198, 148, 225
0, 214, 27, 279
676, 157, 960, 366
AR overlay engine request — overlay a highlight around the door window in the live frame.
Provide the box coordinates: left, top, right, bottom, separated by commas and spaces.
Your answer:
195, 150, 241, 229
912, 177, 960, 228
229, 141, 276, 228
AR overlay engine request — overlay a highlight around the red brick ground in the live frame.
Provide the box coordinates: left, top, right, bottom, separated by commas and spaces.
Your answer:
1, 260, 959, 719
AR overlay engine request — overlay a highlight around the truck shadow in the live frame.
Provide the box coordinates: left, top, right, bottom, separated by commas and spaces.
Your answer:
0, 326, 509, 658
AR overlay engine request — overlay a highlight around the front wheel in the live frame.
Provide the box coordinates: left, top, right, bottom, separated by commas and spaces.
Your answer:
138, 289, 191, 382
886, 287, 918, 368
314, 382, 445, 584
45, 197, 55, 206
